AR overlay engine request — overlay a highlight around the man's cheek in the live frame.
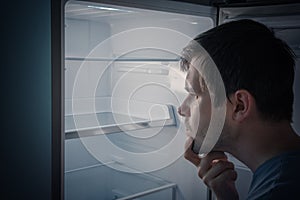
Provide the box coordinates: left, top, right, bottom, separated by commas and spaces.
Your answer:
189, 102, 201, 138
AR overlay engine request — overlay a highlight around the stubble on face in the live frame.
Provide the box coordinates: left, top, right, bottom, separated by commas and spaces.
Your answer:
184, 66, 211, 147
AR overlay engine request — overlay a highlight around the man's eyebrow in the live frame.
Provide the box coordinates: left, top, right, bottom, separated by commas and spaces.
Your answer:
184, 86, 190, 92
184, 85, 196, 94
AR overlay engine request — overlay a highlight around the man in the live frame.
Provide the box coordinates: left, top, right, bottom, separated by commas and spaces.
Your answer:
178, 19, 300, 199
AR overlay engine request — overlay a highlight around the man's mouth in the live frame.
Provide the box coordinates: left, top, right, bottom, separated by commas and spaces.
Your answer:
184, 122, 192, 132
184, 125, 194, 137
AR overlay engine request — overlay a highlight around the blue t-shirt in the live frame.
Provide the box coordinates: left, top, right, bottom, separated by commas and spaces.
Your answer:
247, 150, 300, 200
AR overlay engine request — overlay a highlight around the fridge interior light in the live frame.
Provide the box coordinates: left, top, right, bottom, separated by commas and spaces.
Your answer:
87, 5, 132, 12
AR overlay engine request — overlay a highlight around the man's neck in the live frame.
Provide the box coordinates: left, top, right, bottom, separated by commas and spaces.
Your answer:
229, 121, 300, 172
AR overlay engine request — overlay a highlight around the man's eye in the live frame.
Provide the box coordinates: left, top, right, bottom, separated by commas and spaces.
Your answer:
190, 93, 199, 100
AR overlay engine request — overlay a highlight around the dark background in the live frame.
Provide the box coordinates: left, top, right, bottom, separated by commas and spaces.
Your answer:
2, 1, 51, 199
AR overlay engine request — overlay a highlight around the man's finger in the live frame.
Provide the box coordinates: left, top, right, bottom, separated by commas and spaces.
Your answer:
184, 137, 201, 166
197, 151, 228, 178
202, 160, 235, 185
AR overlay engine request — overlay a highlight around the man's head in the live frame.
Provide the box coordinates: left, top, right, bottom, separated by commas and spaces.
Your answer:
178, 19, 296, 152
181, 19, 295, 122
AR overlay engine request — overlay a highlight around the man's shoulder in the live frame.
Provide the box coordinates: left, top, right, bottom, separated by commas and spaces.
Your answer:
247, 150, 300, 200
256, 150, 300, 183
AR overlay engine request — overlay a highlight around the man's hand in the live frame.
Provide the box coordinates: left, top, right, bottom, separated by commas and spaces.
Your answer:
184, 137, 239, 200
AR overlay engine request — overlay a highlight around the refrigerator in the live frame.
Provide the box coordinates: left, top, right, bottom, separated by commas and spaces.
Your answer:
62, 1, 300, 199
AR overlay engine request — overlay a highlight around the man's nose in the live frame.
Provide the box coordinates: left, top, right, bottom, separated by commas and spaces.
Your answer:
178, 104, 190, 117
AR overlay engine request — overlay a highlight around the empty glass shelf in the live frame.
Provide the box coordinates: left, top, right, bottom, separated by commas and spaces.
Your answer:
65, 105, 177, 139
65, 161, 177, 200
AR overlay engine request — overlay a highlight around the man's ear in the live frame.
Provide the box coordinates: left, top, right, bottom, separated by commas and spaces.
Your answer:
231, 90, 254, 122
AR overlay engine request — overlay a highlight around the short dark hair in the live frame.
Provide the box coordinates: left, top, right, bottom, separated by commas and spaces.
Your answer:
180, 19, 295, 122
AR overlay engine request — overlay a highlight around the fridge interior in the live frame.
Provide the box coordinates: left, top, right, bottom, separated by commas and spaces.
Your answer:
64, 1, 216, 199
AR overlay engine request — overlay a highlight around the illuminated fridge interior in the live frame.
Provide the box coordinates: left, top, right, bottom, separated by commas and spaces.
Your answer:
64, 1, 217, 199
